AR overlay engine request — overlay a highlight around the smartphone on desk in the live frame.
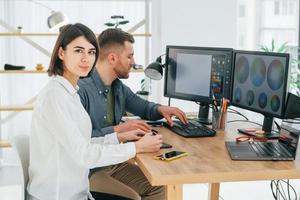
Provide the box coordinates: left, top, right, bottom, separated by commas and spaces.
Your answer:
153, 150, 188, 161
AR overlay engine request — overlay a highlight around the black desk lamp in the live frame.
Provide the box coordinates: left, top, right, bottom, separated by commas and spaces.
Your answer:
144, 56, 164, 80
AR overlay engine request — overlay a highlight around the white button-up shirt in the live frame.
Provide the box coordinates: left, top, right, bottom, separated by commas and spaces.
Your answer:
27, 76, 136, 200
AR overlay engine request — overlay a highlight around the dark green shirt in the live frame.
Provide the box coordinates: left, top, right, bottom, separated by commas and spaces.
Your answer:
105, 85, 115, 126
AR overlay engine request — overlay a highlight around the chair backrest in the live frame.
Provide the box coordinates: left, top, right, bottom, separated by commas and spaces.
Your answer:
12, 134, 29, 200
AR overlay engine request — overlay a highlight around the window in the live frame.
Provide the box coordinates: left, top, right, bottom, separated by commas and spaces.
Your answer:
237, 0, 300, 94
274, 0, 280, 15
239, 4, 246, 18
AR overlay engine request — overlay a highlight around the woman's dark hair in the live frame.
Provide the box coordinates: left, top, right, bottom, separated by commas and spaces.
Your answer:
48, 23, 99, 76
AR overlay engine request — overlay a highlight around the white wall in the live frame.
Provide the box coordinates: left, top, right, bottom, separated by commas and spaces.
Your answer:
150, 0, 238, 112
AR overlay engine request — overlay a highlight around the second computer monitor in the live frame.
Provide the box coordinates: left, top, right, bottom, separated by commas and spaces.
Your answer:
164, 45, 233, 123
231, 50, 289, 132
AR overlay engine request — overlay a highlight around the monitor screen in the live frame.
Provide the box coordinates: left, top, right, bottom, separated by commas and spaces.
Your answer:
164, 46, 233, 103
231, 50, 290, 118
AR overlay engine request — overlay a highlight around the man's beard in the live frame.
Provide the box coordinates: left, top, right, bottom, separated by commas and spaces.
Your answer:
114, 67, 129, 79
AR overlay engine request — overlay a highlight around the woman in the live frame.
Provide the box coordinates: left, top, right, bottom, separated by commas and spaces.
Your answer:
27, 23, 162, 200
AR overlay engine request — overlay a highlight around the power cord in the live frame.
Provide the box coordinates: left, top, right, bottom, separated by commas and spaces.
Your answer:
227, 107, 249, 120
282, 120, 300, 124
270, 180, 297, 200
226, 119, 263, 127
274, 120, 281, 132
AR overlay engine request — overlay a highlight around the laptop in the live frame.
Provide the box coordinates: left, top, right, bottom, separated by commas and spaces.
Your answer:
226, 125, 299, 161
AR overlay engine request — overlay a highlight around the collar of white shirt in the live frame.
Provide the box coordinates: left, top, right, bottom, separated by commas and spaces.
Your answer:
53, 75, 79, 95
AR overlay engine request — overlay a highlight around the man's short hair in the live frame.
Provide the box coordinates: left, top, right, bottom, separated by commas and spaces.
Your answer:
97, 28, 134, 60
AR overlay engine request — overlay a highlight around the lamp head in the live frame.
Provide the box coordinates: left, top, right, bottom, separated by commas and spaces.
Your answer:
47, 11, 68, 31
144, 56, 164, 80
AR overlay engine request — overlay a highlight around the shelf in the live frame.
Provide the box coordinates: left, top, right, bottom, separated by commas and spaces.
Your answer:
0, 33, 152, 37
0, 140, 12, 148
0, 70, 46, 74
0, 69, 143, 74
0, 104, 33, 111
131, 69, 144, 72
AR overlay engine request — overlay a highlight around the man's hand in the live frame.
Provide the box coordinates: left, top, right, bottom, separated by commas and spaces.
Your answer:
158, 105, 188, 126
114, 119, 151, 133
135, 133, 163, 153
117, 129, 147, 143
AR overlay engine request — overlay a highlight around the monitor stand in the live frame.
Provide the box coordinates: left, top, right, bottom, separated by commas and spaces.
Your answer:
238, 116, 279, 139
262, 116, 279, 139
197, 103, 212, 125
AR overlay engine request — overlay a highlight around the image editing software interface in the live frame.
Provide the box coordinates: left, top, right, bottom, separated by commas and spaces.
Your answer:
164, 45, 233, 124
231, 50, 290, 138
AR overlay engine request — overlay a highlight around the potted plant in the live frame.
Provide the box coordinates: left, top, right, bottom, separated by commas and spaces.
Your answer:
104, 15, 129, 29
260, 39, 300, 96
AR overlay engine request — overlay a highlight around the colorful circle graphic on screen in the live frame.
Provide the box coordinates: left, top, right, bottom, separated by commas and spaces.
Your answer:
267, 60, 284, 90
235, 56, 249, 84
234, 87, 242, 103
250, 58, 266, 87
270, 95, 281, 112
258, 93, 267, 108
246, 90, 255, 106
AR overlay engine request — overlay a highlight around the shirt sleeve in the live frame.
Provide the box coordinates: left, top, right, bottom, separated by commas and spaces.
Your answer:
41, 90, 136, 169
91, 132, 119, 144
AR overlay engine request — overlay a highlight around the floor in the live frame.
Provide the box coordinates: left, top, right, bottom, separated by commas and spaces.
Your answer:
183, 180, 300, 200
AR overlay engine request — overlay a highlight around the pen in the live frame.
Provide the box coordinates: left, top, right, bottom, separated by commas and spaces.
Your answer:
151, 129, 158, 135
211, 91, 219, 112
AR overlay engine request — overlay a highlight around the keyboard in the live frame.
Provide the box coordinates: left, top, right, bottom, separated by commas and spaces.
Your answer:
251, 142, 292, 158
165, 120, 216, 137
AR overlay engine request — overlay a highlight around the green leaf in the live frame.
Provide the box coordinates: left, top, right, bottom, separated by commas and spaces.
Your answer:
104, 22, 115, 27
111, 15, 124, 19
291, 59, 300, 65
271, 39, 275, 52
259, 45, 269, 52
277, 42, 288, 53
119, 20, 129, 25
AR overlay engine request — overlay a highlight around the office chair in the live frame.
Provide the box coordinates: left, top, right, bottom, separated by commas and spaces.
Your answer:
11, 134, 29, 200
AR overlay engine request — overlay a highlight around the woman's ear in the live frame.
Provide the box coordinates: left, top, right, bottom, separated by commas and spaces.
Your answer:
58, 47, 64, 60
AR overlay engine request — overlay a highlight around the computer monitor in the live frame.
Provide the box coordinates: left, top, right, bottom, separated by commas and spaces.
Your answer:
231, 50, 290, 137
164, 45, 233, 124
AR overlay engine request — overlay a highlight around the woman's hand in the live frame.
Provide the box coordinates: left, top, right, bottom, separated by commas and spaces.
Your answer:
135, 133, 163, 153
117, 129, 147, 143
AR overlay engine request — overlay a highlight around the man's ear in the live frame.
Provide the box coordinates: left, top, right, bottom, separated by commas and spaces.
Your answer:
107, 52, 117, 64
58, 47, 64, 60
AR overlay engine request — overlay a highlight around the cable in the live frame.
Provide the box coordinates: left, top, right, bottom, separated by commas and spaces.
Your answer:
282, 120, 300, 124
274, 120, 281, 132
227, 107, 249, 120
270, 179, 297, 200
284, 118, 300, 121
226, 119, 263, 127
287, 180, 291, 200
168, 97, 171, 107
279, 180, 288, 200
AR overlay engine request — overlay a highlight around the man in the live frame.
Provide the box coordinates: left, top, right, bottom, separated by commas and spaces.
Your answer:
78, 28, 188, 200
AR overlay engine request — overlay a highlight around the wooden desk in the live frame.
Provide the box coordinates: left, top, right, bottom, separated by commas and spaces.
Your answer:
135, 123, 300, 200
